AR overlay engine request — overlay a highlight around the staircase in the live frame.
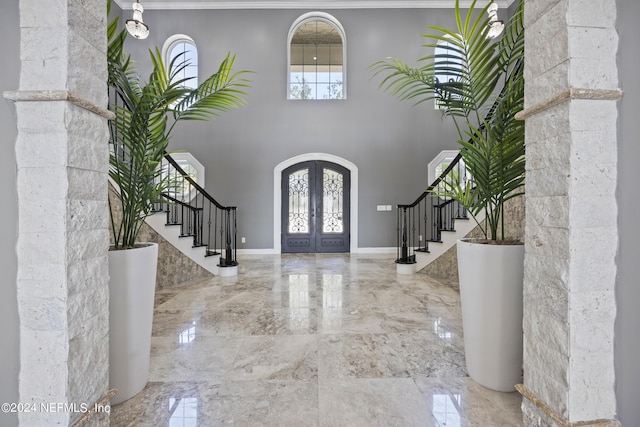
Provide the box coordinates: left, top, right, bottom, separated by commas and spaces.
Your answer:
110, 151, 239, 277
395, 151, 480, 275
152, 153, 238, 276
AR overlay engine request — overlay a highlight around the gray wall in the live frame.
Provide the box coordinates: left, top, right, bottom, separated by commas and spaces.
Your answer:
615, 0, 640, 424
123, 8, 462, 249
0, 2, 20, 427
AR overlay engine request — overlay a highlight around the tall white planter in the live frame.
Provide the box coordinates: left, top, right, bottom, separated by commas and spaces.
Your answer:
457, 238, 524, 392
108, 243, 158, 405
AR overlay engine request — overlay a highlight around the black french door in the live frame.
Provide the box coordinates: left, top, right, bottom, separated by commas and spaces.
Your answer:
281, 161, 350, 253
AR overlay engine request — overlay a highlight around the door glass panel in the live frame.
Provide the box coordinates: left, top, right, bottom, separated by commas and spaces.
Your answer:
288, 168, 310, 233
322, 168, 343, 233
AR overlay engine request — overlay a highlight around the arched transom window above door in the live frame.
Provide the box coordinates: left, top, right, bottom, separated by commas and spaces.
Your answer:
287, 12, 346, 100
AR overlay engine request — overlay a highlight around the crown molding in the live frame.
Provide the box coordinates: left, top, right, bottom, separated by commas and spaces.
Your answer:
114, 0, 514, 10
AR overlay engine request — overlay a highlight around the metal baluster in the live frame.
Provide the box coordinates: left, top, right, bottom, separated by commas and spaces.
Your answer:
214, 207, 219, 253
232, 208, 237, 265
400, 206, 409, 263
224, 208, 233, 265
396, 206, 401, 263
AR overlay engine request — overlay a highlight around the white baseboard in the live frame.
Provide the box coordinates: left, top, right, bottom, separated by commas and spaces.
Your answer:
236, 247, 396, 256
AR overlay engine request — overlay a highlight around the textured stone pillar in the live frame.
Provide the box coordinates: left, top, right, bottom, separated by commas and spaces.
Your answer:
4, 0, 114, 425
517, 0, 621, 425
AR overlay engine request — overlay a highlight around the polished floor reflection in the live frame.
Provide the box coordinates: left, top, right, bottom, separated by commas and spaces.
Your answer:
111, 253, 522, 426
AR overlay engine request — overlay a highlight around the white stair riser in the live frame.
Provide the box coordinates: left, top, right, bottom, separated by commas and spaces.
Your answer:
145, 213, 229, 276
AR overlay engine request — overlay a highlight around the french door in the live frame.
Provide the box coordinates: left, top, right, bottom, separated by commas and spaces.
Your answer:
282, 161, 350, 253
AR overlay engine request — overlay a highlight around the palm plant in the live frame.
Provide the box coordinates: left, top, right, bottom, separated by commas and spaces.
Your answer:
371, 0, 524, 241
107, 0, 251, 249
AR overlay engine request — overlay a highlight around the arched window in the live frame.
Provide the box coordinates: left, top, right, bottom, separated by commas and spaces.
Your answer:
162, 34, 198, 90
288, 12, 346, 100
434, 37, 463, 109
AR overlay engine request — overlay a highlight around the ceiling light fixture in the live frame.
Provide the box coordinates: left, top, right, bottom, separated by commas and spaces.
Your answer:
486, 2, 504, 40
126, 0, 150, 40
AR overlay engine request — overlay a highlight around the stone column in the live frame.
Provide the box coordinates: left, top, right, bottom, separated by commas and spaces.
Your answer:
4, 0, 114, 425
517, 0, 621, 425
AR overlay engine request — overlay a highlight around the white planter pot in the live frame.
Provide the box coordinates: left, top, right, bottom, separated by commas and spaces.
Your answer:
108, 243, 158, 405
457, 238, 524, 392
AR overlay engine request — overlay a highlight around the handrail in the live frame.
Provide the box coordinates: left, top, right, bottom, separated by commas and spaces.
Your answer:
162, 153, 230, 211
161, 192, 202, 210
398, 152, 463, 209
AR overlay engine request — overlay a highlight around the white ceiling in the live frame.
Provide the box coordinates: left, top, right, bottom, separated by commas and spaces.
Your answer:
114, 0, 514, 10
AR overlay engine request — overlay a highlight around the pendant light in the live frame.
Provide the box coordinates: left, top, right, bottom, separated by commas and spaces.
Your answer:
126, 0, 150, 40
486, 2, 504, 39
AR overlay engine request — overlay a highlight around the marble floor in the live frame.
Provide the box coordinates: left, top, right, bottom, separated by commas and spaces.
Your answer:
111, 253, 523, 426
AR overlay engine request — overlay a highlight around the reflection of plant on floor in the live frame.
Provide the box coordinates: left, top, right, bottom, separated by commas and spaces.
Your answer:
107, 0, 252, 249
371, 0, 525, 241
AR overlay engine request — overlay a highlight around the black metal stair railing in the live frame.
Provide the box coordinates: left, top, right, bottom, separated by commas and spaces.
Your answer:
156, 154, 238, 267
396, 157, 468, 264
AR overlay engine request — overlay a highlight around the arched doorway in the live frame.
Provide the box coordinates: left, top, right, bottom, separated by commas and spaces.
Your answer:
274, 153, 358, 253
281, 160, 350, 253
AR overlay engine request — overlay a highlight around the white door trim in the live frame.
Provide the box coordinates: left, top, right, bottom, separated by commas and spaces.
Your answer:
274, 153, 358, 253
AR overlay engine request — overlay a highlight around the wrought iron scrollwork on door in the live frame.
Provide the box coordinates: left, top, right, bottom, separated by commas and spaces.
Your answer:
288, 168, 310, 233
322, 168, 344, 233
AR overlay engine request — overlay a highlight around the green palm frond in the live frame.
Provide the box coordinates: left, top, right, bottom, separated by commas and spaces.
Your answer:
173, 53, 252, 121
369, 58, 437, 105
371, 0, 525, 240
